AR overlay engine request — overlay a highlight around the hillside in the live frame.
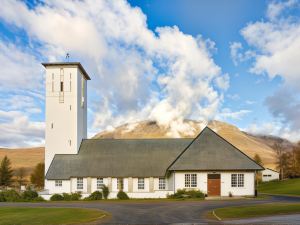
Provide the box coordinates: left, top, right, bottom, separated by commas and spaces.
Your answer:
94, 120, 292, 169
0, 120, 294, 174
0, 147, 44, 180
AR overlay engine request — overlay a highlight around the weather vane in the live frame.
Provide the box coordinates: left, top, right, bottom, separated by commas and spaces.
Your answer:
66, 53, 70, 62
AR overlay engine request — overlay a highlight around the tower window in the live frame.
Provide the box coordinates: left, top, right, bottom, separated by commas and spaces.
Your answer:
51, 73, 54, 92
60, 82, 64, 92
51, 123, 53, 129
70, 105, 72, 111
69, 139, 71, 146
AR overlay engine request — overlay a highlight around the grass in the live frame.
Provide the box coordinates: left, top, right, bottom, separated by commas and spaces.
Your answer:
208, 203, 300, 220
0, 207, 108, 225
258, 178, 300, 196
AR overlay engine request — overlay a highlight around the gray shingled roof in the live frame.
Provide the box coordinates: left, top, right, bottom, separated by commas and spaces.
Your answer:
46, 127, 263, 180
46, 139, 192, 179
168, 127, 264, 171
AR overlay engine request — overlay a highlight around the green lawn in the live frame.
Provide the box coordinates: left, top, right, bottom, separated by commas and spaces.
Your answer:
210, 203, 300, 220
258, 178, 300, 196
0, 207, 108, 225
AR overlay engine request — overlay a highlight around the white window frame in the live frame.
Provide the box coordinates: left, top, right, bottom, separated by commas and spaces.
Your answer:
185, 174, 197, 188
55, 180, 62, 187
77, 178, 83, 190
97, 178, 104, 189
159, 178, 166, 190
231, 174, 244, 187
117, 178, 123, 191
138, 178, 144, 190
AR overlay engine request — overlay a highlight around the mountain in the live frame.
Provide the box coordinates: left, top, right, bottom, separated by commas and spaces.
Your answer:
94, 120, 294, 169
0, 120, 294, 175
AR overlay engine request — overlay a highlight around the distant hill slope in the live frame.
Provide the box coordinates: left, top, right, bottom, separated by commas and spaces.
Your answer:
0, 120, 294, 175
94, 120, 294, 169
0, 147, 44, 179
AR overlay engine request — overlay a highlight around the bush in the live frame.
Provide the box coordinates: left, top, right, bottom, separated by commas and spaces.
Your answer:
101, 185, 109, 199
33, 196, 45, 202
2, 190, 21, 202
117, 190, 129, 200
62, 192, 81, 201
22, 190, 38, 201
0, 192, 5, 202
50, 194, 64, 201
168, 189, 205, 199
86, 191, 102, 200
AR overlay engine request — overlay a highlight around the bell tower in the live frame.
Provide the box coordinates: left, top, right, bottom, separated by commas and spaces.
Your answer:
42, 62, 91, 174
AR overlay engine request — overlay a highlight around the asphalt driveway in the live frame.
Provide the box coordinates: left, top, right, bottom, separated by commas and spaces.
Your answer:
0, 195, 299, 224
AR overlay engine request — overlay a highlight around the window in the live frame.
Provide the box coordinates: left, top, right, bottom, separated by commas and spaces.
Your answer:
238, 174, 244, 187
51, 123, 54, 129
97, 178, 104, 189
60, 82, 64, 92
81, 77, 85, 107
117, 178, 123, 191
55, 180, 62, 187
69, 73, 72, 92
138, 178, 144, 190
69, 139, 71, 146
51, 73, 54, 92
77, 178, 83, 190
185, 174, 197, 188
231, 174, 237, 187
159, 178, 166, 190
231, 174, 244, 187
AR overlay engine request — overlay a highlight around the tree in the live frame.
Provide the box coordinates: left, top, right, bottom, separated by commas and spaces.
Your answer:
30, 163, 44, 189
254, 154, 263, 166
15, 167, 26, 188
274, 142, 285, 179
0, 156, 14, 187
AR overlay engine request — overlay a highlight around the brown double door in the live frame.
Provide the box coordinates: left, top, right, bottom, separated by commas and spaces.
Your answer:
207, 174, 221, 196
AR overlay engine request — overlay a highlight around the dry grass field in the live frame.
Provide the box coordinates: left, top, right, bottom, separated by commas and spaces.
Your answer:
0, 147, 44, 180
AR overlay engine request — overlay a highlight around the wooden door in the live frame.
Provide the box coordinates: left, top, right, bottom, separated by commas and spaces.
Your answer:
207, 174, 221, 196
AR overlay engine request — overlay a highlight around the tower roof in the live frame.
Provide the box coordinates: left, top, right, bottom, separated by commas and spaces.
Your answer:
42, 62, 91, 80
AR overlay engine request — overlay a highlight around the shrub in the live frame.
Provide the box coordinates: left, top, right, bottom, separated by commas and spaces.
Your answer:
168, 189, 205, 199
101, 185, 109, 199
33, 196, 45, 202
22, 190, 38, 201
229, 191, 233, 197
86, 191, 102, 200
117, 190, 129, 200
50, 194, 64, 201
62, 192, 81, 201
0, 192, 5, 202
3, 190, 21, 202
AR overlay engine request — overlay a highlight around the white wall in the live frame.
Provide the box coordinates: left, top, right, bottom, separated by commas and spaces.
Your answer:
44, 65, 87, 174
262, 169, 279, 182
45, 179, 71, 194
221, 172, 255, 196
174, 171, 255, 197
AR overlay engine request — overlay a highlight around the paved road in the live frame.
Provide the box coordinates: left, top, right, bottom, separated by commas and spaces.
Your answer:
0, 195, 299, 224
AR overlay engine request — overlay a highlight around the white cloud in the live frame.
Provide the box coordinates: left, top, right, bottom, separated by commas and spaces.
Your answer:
0, 110, 45, 147
266, 0, 298, 21
217, 108, 251, 121
0, 0, 232, 145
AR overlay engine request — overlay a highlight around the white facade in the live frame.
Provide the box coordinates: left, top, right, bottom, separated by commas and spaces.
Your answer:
262, 168, 279, 182
43, 171, 255, 199
44, 64, 87, 174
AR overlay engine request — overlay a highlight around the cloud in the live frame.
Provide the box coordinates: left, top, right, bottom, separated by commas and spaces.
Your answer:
0, 0, 230, 143
0, 110, 45, 147
229, 42, 255, 66
265, 89, 300, 131
234, 1, 300, 142
217, 108, 251, 121
266, 0, 298, 21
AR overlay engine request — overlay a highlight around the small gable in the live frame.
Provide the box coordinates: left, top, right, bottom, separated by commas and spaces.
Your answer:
168, 127, 264, 171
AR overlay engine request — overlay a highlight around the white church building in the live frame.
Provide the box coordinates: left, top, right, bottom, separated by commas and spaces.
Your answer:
42, 62, 263, 199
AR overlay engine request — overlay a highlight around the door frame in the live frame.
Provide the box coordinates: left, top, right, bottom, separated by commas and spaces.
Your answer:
207, 173, 221, 196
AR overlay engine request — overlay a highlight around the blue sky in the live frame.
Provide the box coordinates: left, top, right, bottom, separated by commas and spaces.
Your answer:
0, 0, 299, 147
